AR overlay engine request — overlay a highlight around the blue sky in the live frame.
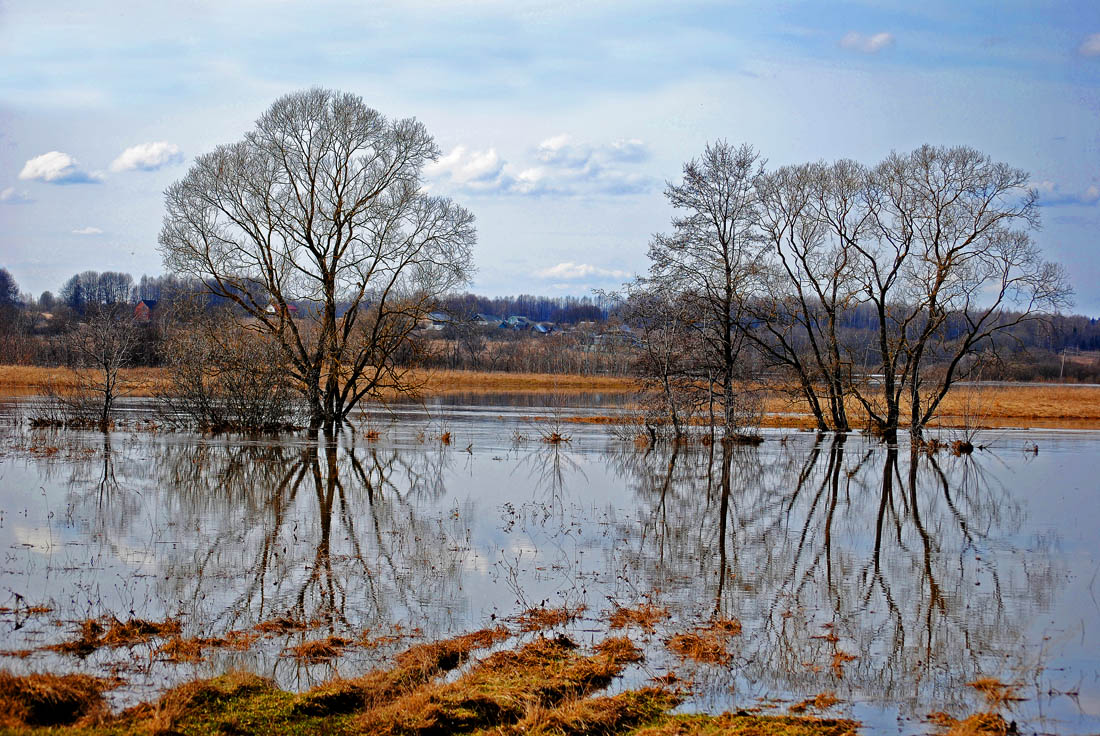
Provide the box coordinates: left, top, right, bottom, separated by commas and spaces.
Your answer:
2, 0, 1099, 313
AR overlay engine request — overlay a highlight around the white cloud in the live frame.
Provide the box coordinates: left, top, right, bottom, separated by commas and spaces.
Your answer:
109, 141, 183, 172
425, 145, 505, 188
1079, 33, 1100, 56
72, 226, 104, 235
0, 187, 32, 204
839, 31, 895, 53
18, 151, 101, 184
535, 262, 631, 280
1032, 179, 1100, 206
429, 136, 654, 197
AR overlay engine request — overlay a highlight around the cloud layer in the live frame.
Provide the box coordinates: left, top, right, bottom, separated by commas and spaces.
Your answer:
0, 187, 32, 204
1033, 179, 1100, 207
72, 226, 104, 235
839, 31, 895, 53
428, 135, 653, 197
18, 151, 101, 184
109, 141, 183, 172
535, 262, 631, 280
1081, 34, 1100, 56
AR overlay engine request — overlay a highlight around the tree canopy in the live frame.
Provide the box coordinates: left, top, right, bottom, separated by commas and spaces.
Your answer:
159, 88, 476, 432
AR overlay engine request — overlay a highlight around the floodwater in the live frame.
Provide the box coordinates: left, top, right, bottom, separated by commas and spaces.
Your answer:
0, 395, 1097, 734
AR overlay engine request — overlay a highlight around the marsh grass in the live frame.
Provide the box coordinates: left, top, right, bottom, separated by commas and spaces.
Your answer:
0, 671, 111, 728
514, 605, 585, 632
608, 603, 669, 633
928, 711, 1014, 735
48, 617, 180, 657
0, 630, 891, 735
286, 636, 355, 663
666, 618, 742, 665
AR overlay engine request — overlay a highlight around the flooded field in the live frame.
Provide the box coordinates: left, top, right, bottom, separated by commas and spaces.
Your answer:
0, 395, 1097, 734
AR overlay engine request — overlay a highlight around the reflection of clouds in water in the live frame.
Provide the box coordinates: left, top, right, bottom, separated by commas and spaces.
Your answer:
12, 525, 55, 551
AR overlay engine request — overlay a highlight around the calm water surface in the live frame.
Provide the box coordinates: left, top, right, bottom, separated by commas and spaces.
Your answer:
0, 395, 1097, 735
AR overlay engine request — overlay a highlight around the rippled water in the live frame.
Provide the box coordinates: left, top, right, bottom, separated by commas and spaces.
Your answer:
0, 396, 1097, 734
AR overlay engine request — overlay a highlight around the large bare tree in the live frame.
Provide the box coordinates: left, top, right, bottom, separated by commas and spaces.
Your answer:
159, 88, 475, 433
650, 143, 1070, 440
852, 145, 1071, 440
646, 141, 764, 437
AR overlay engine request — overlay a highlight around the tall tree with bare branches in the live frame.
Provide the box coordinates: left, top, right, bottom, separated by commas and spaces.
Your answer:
159, 88, 476, 433
647, 141, 764, 437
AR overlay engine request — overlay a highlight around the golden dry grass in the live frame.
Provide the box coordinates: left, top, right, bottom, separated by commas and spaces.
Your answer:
608, 603, 669, 633
0, 671, 111, 728
0, 630, 880, 735
514, 605, 586, 632
5, 364, 1098, 428
789, 692, 841, 714
929, 711, 1014, 735
285, 636, 354, 663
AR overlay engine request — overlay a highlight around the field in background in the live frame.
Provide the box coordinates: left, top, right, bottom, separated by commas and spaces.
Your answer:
2, 365, 1099, 430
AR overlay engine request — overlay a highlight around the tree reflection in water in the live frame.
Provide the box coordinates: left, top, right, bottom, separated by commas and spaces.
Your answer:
13, 426, 1064, 718
116, 434, 470, 643
610, 437, 1058, 714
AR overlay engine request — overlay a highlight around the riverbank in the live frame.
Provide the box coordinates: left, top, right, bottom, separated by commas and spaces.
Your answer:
3, 365, 1100, 430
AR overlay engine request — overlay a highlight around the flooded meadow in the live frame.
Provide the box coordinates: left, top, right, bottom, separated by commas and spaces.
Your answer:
0, 395, 1097, 734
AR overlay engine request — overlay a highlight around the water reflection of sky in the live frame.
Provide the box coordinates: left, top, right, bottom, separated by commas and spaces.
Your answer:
0, 398, 1097, 734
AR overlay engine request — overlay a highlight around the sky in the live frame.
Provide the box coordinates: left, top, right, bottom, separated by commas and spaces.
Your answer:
1, 0, 1099, 314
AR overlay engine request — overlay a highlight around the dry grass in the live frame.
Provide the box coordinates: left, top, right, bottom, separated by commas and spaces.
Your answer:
608, 603, 669, 633
2, 630, 871, 735
253, 615, 312, 634
929, 711, 1014, 735
285, 636, 354, 663
666, 631, 731, 666
4, 364, 1100, 428
830, 651, 857, 678
293, 627, 511, 717
158, 630, 259, 662
496, 687, 681, 736
48, 617, 180, 657
632, 712, 861, 735
789, 692, 840, 714
966, 677, 1025, 706
0, 671, 110, 728
666, 618, 742, 665
514, 604, 585, 632
355, 634, 641, 734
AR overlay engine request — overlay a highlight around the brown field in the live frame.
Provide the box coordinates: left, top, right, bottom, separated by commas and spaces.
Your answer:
2, 365, 1099, 430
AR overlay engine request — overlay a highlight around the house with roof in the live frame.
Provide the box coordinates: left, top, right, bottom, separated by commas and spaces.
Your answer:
134, 299, 158, 322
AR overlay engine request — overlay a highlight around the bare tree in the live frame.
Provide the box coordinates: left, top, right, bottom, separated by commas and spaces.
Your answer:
42, 304, 139, 428
647, 141, 764, 438
159, 88, 475, 433
748, 161, 869, 432
851, 145, 1071, 440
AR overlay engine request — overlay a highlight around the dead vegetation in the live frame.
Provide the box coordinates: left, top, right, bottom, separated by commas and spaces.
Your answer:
253, 615, 313, 634
157, 630, 259, 662
286, 636, 355, 662
929, 711, 1015, 735
631, 712, 861, 735
608, 603, 669, 632
666, 619, 742, 665
354, 634, 640, 734
514, 604, 585, 631
0, 671, 111, 728
0, 629, 875, 735
789, 692, 841, 713
966, 677, 1025, 706
47, 617, 181, 657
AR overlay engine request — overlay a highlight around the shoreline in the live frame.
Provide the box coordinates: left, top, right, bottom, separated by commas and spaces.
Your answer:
3, 364, 1100, 431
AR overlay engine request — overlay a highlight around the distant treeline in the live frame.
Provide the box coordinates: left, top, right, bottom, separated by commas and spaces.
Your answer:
2, 265, 1100, 381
